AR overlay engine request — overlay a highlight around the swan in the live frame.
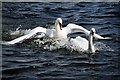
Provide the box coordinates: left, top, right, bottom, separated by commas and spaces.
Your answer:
65, 28, 96, 53
2, 18, 110, 45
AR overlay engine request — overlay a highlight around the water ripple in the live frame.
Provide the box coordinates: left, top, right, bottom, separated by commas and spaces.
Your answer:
2, 2, 120, 80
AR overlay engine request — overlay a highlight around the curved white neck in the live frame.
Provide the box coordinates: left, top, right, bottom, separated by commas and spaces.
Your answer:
55, 23, 67, 39
55, 24, 61, 32
88, 34, 95, 53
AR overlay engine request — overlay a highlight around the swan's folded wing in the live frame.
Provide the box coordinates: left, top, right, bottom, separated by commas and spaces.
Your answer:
46, 29, 56, 38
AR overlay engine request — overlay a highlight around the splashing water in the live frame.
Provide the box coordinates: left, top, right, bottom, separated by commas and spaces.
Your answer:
9, 25, 31, 36
6, 28, 114, 53
6, 27, 114, 53
33, 38, 114, 53
34, 38, 68, 51
94, 42, 114, 52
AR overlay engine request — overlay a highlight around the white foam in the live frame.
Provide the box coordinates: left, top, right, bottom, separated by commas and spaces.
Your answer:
94, 42, 114, 52
34, 38, 114, 52
6, 28, 114, 52
9, 26, 31, 36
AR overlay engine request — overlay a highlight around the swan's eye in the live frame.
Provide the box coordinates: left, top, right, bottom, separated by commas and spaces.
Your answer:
59, 22, 62, 30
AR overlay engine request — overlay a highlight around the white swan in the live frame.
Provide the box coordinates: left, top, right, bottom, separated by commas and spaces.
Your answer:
65, 28, 96, 53
3, 18, 110, 45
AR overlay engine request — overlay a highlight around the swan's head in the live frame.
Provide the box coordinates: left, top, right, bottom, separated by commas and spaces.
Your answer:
55, 18, 62, 30
90, 28, 96, 36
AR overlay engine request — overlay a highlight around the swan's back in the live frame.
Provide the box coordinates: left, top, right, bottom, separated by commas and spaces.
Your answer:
71, 36, 88, 50
65, 36, 88, 52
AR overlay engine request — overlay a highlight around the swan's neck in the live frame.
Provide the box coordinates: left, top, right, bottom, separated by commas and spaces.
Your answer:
55, 24, 61, 33
88, 34, 95, 53
55, 24, 67, 39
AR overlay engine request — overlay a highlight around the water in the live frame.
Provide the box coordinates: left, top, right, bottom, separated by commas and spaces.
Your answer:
2, 2, 120, 80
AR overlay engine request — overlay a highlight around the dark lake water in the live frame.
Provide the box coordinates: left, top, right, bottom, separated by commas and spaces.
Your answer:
2, 2, 120, 80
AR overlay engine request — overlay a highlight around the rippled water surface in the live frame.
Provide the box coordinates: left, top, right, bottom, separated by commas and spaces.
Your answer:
2, 2, 120, 80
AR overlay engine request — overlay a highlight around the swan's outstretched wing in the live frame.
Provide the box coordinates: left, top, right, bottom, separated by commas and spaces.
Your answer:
63, 23, 89, 34
63, 23, 109, 39
3, 27, 55, 45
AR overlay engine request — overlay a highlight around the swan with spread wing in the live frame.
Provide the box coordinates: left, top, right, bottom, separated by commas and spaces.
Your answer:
2, 18, 110, 45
